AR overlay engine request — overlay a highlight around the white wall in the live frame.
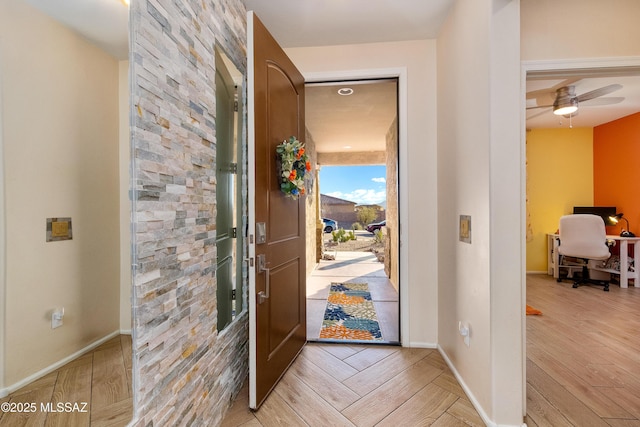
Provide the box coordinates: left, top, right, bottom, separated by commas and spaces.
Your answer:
437, 0, 523, 425
521, 0, 640, 60
0, 0, 121, 388
0, 35, 6, 393
286, 40, 439, 346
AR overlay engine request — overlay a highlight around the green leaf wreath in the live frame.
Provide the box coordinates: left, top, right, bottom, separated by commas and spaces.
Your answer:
276, 136, 311, 199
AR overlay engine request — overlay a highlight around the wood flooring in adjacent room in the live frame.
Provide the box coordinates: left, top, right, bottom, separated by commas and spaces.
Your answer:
525, 274, 640, 427
0, 335, 132, 427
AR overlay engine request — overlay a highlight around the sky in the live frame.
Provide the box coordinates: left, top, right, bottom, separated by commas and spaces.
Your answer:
319, 165, 387, 206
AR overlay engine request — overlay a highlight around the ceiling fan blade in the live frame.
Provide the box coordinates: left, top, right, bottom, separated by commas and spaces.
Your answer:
526, 77, 583, 109
526, 77, 582, 100
526, 104, 553, 110
577, 84, 622, 102
526, 89, 554, 101
579, 96, 624, 106
527, 108, 551, 120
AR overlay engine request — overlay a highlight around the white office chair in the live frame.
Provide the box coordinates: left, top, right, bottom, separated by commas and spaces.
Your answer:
557, 214, 612, 291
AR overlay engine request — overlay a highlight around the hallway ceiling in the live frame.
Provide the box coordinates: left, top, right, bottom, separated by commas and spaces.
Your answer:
241, 0, 455, 48
23, 0, 640, 133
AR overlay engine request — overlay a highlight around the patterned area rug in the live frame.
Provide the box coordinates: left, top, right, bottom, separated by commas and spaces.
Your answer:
320, 282, 383, 341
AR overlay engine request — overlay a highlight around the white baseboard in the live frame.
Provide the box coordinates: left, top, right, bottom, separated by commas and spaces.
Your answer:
0, 330, 123, 398
407, 341, 437, 349
526, 270, 549, 275
437, 345, 527, 427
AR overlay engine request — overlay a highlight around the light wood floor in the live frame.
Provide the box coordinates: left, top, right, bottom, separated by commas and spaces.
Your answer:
525, 274, 640, 426
7, 274, 639, 426
227, 274, 640, 426
0, 335, 132, 427
222, 343, 484, 426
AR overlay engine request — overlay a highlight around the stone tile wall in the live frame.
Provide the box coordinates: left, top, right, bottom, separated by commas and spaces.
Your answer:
304, 129, 319, 275
386, 117, 399, 290
130, 0, 248, 424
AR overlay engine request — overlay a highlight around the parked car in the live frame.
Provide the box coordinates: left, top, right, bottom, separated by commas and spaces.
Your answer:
322, 218, 338, 233
366, 220, 386, 233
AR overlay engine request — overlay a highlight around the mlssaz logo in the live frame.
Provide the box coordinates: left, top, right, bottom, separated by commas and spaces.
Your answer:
40, 402, 89, 413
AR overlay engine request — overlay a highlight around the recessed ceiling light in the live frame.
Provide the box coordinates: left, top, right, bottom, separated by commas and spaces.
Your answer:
343, 145, 352, 149
337, 88, 354, 96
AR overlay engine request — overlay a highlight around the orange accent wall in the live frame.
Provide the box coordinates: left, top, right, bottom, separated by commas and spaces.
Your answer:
593, 112, 640, 236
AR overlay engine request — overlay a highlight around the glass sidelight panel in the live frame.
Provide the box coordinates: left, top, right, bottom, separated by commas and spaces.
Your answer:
215, 47, 244, 331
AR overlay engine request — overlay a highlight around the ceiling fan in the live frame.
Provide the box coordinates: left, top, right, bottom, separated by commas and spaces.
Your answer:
526, 81, 624, 119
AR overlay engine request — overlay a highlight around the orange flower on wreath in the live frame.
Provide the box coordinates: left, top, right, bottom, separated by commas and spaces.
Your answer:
275, 136, 311, 200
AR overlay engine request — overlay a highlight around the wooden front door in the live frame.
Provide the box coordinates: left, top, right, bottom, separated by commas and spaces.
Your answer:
247, 11, 307, 409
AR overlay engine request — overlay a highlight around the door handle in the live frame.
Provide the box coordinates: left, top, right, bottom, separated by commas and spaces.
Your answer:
257, 254, 270, 304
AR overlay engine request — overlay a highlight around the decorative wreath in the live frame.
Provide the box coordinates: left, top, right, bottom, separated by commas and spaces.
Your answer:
276, 136, 311, 199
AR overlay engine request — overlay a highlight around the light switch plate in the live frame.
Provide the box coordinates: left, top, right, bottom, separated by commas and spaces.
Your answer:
459, 215, 471, 243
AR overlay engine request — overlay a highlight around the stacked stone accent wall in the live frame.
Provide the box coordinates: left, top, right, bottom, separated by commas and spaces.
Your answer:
304, 129, 319, 275
385, 117, 399, 290
130, 0, 248, 424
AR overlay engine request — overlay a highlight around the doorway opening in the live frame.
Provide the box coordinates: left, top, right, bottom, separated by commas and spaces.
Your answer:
523, 60, 640, 424
304, 79, 400, 345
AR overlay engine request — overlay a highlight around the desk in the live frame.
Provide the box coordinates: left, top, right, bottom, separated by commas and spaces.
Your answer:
548, 234, 640, 288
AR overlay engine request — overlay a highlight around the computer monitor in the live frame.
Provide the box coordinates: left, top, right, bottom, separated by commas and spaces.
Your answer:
572, 206, 617, 226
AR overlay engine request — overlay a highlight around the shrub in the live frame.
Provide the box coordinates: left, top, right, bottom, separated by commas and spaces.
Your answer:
374, 229, 385, 244
332, 228, 357, 243
351, 222, 363, 230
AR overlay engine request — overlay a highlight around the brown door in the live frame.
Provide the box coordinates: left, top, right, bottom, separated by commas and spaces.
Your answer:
247, 11, 306, 409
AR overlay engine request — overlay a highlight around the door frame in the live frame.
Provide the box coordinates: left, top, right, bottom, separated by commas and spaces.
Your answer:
246, 15, 257, 405
0, 65, 5, 394
305, 67, 409, 346
520, 55, 640, 416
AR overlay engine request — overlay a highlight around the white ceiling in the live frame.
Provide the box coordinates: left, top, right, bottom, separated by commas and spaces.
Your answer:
241, 0, 454, 48
22, 0, 640, 139
24, 0, 129, 60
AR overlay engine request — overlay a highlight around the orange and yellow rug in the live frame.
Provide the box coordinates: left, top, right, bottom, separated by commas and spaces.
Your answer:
319, 282, 383, 341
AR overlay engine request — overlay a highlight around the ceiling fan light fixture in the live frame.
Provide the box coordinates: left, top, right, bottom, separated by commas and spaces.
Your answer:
553, 97, 578, 116
553, 86, 578, 116
553, 102, 578, 116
